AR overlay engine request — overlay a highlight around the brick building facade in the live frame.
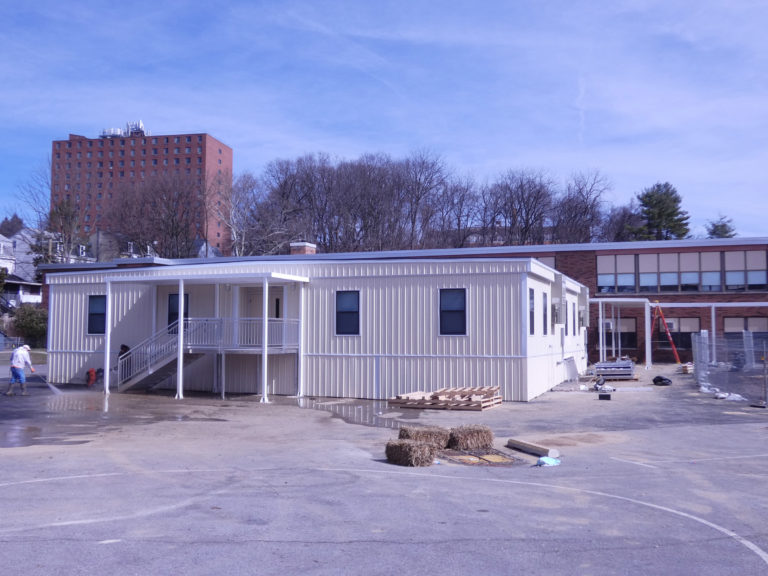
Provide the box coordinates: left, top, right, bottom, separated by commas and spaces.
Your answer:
51, 122, 233, 257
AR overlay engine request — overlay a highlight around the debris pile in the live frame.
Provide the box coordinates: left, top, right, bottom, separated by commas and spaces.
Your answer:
386, 424, 501, 467
388, 386, 502, 411
385, 439, 438, 467
397, 425, 450, 448
448, 425, 494, 451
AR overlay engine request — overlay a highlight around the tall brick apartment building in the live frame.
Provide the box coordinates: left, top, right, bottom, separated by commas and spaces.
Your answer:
51, 121, 233, 256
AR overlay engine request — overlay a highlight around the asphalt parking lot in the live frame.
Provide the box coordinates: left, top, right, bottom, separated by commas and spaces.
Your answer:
2, 365, 768, 575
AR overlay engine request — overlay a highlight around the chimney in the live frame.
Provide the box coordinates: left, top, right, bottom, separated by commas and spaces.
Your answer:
289, 242, 317, 256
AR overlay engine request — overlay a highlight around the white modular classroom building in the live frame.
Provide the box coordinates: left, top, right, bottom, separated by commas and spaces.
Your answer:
45, 253, 589, 402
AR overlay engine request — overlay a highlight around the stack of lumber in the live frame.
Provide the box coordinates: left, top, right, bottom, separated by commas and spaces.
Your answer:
388, 386, 502, 411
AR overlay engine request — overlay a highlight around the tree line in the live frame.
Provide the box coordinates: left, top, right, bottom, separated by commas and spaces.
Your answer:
7, 149, 736, 261
216, 150, 732, 257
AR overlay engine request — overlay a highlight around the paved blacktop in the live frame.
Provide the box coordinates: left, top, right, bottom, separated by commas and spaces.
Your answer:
2, 365, 768, 575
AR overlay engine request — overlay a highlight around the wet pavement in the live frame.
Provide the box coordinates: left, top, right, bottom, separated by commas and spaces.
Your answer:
2, 365, 768, 575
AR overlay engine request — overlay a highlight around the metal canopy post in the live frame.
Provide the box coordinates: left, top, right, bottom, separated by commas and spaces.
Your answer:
221, 354, 226, 400
711, 304, 717, 364
261, 277, 270, 403
598, 301, 604, 363
176, 278, 185, 400
103, 281, 112, 395
644, 301, 652, 369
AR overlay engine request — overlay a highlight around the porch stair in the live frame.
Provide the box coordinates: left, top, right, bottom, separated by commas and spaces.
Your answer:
118, 352, 204, 393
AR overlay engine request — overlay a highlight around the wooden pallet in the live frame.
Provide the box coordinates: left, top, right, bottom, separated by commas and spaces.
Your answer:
388, 386, 503, 411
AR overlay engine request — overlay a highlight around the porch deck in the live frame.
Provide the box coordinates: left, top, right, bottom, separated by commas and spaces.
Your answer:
117, 317, 300, 391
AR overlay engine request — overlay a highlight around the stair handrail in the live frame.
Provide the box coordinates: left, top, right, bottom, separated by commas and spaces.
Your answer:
117, 320, 180, 386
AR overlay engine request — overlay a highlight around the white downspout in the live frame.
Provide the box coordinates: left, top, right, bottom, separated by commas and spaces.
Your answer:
176, 279, 185, 400
103, 280, 112, 395
261, 277, 270, 403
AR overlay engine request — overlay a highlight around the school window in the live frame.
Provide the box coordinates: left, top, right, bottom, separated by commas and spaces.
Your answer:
658, 317, 699, 350
542, 293, 548, 335
607, 318, 637, 349
87, 295, 106, 334
336, 291, 359, 335
529, 288, 535, 335
572, 302, 577, 336
168, 293, 189, 329
439, 288, 466, 335
725, 317, 768, 336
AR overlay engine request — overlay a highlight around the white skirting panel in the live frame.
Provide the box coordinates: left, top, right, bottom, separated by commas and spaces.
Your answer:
303, 355, 528, 401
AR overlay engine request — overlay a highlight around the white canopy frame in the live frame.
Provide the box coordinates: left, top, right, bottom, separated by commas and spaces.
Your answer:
591, 298, 768, 369
102, 270, 309, 398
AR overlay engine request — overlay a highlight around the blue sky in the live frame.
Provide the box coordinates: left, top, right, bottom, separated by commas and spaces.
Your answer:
1, 1, 766, 237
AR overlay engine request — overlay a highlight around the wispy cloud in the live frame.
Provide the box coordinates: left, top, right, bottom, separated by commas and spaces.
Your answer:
1, 0, 767, 236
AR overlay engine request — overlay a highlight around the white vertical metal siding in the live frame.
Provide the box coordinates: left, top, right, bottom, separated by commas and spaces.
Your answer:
47, 258, 586, 401
218, 353, 297, 394
48, 282, 152, 385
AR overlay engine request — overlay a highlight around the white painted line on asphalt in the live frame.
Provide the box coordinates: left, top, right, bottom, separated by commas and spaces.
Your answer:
0, 472, 123, 488
0, 468, 233, 489
98, 540, 122, 544
641, 453, 768, 465
322, 467, 768, 567
609, 457, 658, 469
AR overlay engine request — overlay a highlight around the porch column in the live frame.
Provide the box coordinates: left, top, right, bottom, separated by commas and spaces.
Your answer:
711, 304, 718, 364
176, 279, 185, 400
221, 353, 226, 400
232, 286, 240, 347
297, 282, 305, 397
644, 301, 652, 369
103, 280, 112, 395
214, 284, 220, 394
261, 277, 270, 403
598, 301, 604, 363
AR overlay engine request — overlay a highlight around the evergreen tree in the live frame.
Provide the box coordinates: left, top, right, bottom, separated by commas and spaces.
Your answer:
0, 213, 23, 237
635, 182, 690, 240
706, 215, 736, 238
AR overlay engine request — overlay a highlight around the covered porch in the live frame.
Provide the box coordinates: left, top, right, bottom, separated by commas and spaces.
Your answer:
102, 270, 309, 400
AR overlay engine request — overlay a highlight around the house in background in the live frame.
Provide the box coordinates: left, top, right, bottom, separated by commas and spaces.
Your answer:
0, 231, 42, 313
43, 245, 589, 402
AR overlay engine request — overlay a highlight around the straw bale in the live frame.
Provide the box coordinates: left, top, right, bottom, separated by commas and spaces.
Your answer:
448, 425, 494, 451
398, 425, 450, 448
385, 439, 437, 467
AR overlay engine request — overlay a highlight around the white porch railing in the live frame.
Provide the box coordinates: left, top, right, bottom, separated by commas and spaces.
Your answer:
184, 317, 300, 349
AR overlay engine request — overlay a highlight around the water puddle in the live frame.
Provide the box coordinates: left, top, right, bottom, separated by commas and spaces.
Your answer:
296, 397, 420, 429
1, 386, 418, 448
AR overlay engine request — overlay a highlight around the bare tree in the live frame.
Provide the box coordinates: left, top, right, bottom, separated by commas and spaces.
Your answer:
17, 158, 87, 270
598, 201, 644, 242
107, 172, 206, 258
216, 170, 261, 256
550, 170, 610, 243
428, 175, 480, 248
400, 150, 446, 249
484, 169, 554, 246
